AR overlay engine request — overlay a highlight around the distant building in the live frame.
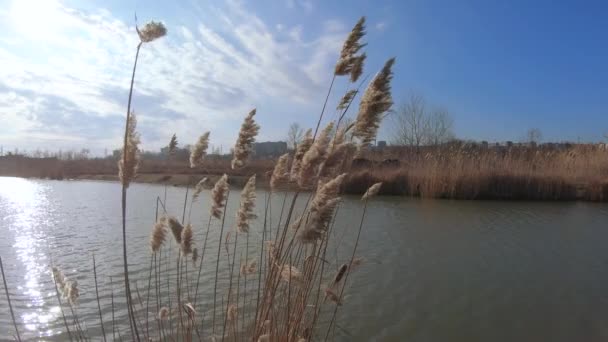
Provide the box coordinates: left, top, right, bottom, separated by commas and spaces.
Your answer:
377, 140, 387, 148
253, 141, 288, 157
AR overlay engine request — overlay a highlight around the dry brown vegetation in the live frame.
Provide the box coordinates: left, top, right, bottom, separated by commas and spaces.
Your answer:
345, 143, 608, 201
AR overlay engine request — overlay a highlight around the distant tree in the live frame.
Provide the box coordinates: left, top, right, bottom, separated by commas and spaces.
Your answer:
391, 94, 455, 148
526, 128, 542, 144
287, 123, 304, 150
426, 108, 455, 145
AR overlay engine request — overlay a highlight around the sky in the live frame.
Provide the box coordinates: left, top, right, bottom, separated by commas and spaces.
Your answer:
0, 0, 607, 155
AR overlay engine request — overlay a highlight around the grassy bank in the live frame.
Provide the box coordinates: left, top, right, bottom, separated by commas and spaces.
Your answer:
345, 143, 608, 201
3, 142, 608, 201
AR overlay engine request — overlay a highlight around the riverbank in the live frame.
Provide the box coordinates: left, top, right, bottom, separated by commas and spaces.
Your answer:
3, 142, 608, 201
53, 172, 606, 201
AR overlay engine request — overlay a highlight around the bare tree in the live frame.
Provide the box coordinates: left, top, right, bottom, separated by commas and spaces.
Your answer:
426, 108, 454, 145
287, 122, 304, 150
391, 94, 455, 147
391, 94, 428, 147
526, 128, 542, 144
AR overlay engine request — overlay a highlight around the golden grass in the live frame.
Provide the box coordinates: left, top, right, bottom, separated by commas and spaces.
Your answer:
344, 144, 608, 201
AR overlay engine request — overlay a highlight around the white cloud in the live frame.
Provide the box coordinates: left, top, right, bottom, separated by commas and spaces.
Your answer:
0, 0, 345, 154
285, 0, 314, 13
375, 21, 388, 32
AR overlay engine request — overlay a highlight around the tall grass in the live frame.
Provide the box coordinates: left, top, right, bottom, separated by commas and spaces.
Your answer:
0, 15, 397, 341
345, 144, 608, 200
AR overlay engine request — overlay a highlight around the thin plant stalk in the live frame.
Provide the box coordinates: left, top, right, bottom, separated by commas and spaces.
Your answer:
121, 40, 143, 342
324, 198, 369, 341
193, 216, 213, 306
313, 74, 337, 140
1, 256, 21, 341
92, 255, 107, 342
212, 191, 231, 334
110, 276, 116, 342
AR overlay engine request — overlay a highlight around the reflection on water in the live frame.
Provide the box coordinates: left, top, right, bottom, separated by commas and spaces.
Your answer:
0, 177, 60, 338
1, 177, 608, 341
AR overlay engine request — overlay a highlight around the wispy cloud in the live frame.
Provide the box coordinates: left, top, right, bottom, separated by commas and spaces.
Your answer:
375, 21, 388, 32
0, 0, 343, 154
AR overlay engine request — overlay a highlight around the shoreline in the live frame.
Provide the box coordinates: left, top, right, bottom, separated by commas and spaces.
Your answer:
8, 173, 605, 202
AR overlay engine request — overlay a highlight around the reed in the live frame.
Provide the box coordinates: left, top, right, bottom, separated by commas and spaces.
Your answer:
344, 143, 608, 200
1, 16, 397, 342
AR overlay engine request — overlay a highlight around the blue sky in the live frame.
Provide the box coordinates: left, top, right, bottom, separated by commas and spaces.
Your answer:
0, 0, 606, 155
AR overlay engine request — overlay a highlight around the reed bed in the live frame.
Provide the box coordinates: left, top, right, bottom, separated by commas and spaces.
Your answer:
345, 144, 608, 200
0, 16, 397, 341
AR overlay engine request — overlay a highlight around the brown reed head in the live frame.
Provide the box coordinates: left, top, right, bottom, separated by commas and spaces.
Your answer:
180, 223, 194, 255
335, 17, 367, 82
361, 182, 382, 200
270, 153, 290, 191
211, 174, 229, 219
150, 219, 167, 253
353, 57, 395, 145
137, 21, 167, 43
298, 122, 334, 188
166, 216, 184, 244
118, 112, 141, 188
232, 109, 260, 169
290, 129, 313, 181
168, 133, 178, 155
190, 132, 210, 168
236, 175, 256, 233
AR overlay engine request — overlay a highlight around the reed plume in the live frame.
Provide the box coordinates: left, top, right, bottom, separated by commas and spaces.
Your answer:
324, 288, 342, 306
137, 21, 167, 43
52, 267, 67, 293
181, 223, 194, 256
66, 280, 79, 305
361, 182, 382, 200
240, 260, 257, 275
192, 247, 199, 265
227, 304, 238, 322
150, 218, 167, 253
331, 264, 348, 287
321, 143, 351, 180
236, 175, 257, 233
298, 122, 334, 188
270, 153, 290, 191
158, 307, 170, 321
190, 132, 210, 168
211, 174, 229, 219
232, 109, 260, 169
299, 173, 346, 243
353, 58, 395, 145
167, 216, 184, 244
335, 17, 367, 82
118, 112, 140, 187
192, 177, 210, 201
168, 133, 178, 155
279, 264, 303, 285
290, 129, 313, 181
337, 90, 357, 111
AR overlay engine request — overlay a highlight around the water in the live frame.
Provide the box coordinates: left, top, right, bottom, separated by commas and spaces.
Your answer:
1, 177, 608, 341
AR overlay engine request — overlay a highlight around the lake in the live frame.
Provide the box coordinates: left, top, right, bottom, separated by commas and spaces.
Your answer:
1, 177, 608, 341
